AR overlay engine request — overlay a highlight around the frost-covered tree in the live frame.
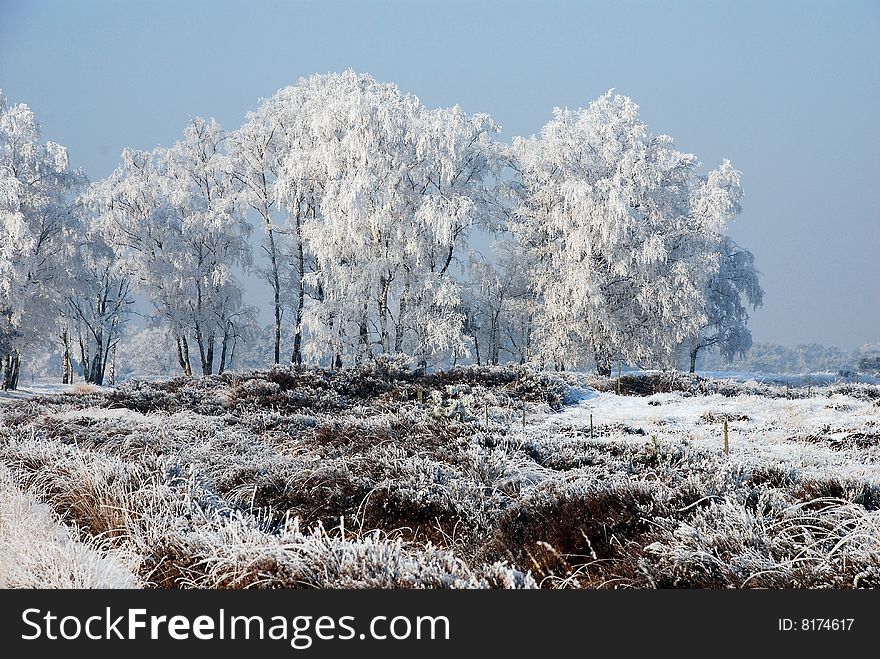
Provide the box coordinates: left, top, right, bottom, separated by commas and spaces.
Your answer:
3, 76, 768, 381
114, 325, 178, 380
89, 118, 254, 377
856, 344, 880, 374
227, 111, 281, 364
86, 149, 190, 373
59, 204, 134, 385
511, 92, 738, 374
273, 71, 502, 368
464, 239, 535, 366
685, 235, 763, 372
163, 118, 256, 375
0, 90, 84, 389
243, 83, 328, 367
227, 95, 312, 365
397, 101, 503, 365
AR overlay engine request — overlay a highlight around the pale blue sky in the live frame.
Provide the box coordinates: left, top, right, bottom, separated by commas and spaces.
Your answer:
1, 0, 878, 349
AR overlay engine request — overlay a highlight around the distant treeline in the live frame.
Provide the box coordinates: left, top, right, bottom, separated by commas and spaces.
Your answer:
697, 342, 880, 374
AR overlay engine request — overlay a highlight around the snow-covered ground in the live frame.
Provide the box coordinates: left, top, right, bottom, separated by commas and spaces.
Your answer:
0, 381, 109, 401
538, 387, 879, 483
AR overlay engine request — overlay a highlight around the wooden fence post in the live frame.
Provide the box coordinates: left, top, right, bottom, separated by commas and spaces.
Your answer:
616, 363, 621, 396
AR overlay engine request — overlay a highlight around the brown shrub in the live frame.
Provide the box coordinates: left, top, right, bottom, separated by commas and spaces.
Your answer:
480, 482, 658, 586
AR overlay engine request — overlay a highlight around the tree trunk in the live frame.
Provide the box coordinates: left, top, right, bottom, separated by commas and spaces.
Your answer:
326, 311, 341, 369
3, 353, 21, 391
176, 335, 193, 378
291, 323, 303, 367
252, 175, 282, 365
61, 330, 71, 384
438, 244, 454, 277
358, 322, 369, 364
521, 311, 533, 365
194, 325, 213, 376
378, 277, 390, 354
218, 325, 229, 375
291, 209, 306, 367
359, 303, 372, 363
689, 347, 698, 374
227, 335, 238, 371
206, 335, 215, 376
2, 355, 12, 391
490, 305, 502, 366
394, 277, 410, 353
100, 321, 118, 385
88, 328, 105, 385
9, 354, 20, 390
78, 335, 89, 381
378, 308, 388, 353
108, 342, 117, 386
266, 220, 281, 365
196, 331, 207, 375
175, 336, 185, 375
88, 351, 104, 385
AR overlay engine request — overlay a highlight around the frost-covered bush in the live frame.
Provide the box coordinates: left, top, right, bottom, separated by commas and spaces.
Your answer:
428, 389, 475, 423
357, 353, 416, 381
639, 496, 880, 588
827, 383, 880, 402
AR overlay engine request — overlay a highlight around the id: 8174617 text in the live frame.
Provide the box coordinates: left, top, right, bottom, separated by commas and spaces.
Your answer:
778, 618, 854, 631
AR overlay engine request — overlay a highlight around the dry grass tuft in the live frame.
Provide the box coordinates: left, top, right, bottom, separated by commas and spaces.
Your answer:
0, 464, 141, 588
70, 382, 100, 394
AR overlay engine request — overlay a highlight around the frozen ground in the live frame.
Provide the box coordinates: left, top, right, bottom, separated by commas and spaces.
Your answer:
0, 381, 109, 400
542, 387, 879, 482
0, 365, 877, 588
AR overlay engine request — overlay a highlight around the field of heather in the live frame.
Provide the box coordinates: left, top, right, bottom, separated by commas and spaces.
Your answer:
1, 365, 878, 589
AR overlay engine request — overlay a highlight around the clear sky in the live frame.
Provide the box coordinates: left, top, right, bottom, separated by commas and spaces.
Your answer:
1, 0, 878, 350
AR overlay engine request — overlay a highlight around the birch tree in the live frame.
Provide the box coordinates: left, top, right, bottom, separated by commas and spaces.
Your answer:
685, 235, 764, 372
59, 205, 133, 385
0, 90, 84, 389
228, 100, 292, 365
274, 71, 502, 368
511, 92, 737, 374
89, 118, 253, 377
464, 239, 535, 366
